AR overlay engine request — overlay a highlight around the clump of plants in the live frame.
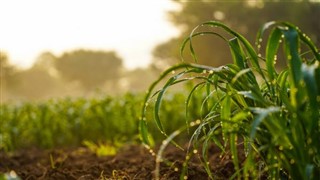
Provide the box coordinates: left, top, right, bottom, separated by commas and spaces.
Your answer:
140, 21, 320, 179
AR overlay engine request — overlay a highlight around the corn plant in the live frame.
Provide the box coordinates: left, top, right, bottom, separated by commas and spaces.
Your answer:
140, 21, 320, 179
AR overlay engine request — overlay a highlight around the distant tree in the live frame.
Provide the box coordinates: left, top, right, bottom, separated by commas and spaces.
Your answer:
0, 52, 62, 100
0, 52, 15, 80
33, 52, 59, 77
55, 49, 123, 91
153, 0, 320, 69
9, 67, 62, 100
0, 52, 16, 97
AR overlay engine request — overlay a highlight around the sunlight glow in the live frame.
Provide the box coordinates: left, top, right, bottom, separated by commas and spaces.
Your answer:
0, 0, 180, 69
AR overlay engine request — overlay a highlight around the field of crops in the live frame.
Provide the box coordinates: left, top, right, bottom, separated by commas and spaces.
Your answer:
0, 91, 204, 151
1, 21, 320, 179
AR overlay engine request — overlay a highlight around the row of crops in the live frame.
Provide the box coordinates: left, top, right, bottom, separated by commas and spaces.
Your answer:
0, 91, 203, 151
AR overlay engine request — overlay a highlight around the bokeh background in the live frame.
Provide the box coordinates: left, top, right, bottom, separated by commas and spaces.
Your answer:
1, 0, 320, 102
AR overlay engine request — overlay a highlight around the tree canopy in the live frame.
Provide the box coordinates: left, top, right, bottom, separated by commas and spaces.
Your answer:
55, 49, 123, 90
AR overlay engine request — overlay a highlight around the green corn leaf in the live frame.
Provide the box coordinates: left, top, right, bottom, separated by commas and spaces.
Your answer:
230, 133, 240, 173
265, 27, 282, 80
256, 21, 277, 40
229, 37, 246, 70
140, 63, 192, 145
276, 70, 292, 110
139, 116, 150, 145
201, 21, 265, 86
249, 106, 280, 139
221, 93, 231, 121
281, 26, 302, 88
185, 82, 206, 131
301, 63, 319, 130
180, 31, 227, 63
154, 73, 184, 134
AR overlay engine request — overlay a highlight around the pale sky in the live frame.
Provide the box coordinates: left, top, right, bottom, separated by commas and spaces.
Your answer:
0, 0, 180, 69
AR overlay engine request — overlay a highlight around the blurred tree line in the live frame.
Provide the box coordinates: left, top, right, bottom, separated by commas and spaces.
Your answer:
1, 0, 319, 101
152, 0, 320, 69
1, 50, 157, 102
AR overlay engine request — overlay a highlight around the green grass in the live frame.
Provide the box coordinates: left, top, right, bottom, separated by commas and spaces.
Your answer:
140, 21, 320, 179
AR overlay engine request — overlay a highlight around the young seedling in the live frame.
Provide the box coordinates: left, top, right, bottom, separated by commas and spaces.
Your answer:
140, 21, 320, 179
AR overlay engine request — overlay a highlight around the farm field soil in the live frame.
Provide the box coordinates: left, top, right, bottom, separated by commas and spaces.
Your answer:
0, 144, 238, 179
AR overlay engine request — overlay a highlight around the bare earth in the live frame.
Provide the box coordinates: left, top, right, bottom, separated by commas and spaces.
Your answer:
0, 144, 238, 180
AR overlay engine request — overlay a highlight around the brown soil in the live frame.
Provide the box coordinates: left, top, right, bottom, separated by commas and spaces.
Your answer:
0, 144, 239, 180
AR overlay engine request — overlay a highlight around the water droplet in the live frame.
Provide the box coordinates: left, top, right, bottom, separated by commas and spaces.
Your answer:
257, 45, 261, 49
258, 53, 262, 57
281, 35, 285, 38
193, 149, 198, 154
195, 119, 201, 124
209, 70, 214, 74
259, 38, 263, 42
171, 70, 176, 74
184, 176, 188, 180
290, 159, 295, 164
162, 140, 168, 145
279, 146, 283, 151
